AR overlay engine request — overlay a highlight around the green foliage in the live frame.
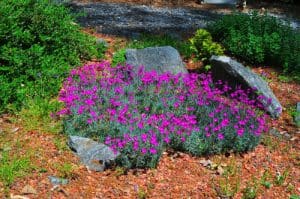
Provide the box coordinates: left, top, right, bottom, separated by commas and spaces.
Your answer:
0, 151, 31, 187
112, 49, 126, 67
53, 137, 68, 152
290, 195, 300, 199
182, 109, 262, 156
19, 98, 62, 133
274, 169, 289, 186
0, 0, 105, 113
189, 29, 224, 63
260, 170, 272, 189
137, 187, 147, 199
54, 162, 75, 178
208, 12, 300, 75
128, 34, 193, 59
242, 185, 257, 199
213, 161, 241, 198
95, 42, 108, 60
242, 177, 259, 199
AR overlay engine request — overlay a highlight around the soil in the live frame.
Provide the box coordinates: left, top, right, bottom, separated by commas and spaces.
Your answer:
1, 1, 300, 198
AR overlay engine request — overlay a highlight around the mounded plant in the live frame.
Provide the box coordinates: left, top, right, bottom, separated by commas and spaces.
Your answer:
208, 11, 300, 75
58, 62, 269, 169
0, 0, 106, 112
189, 29, 224, 63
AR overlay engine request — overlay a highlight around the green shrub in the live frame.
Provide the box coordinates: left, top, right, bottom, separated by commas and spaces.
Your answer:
189, 29, 224, 63
128, 34, 193, 59
0, 0, 105, 113
0, 151, 31, 187
208, 12, 300, 75
112, 49, 126, 67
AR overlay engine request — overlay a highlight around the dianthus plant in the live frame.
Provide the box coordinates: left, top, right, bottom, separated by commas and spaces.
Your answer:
58, 61, 269, 168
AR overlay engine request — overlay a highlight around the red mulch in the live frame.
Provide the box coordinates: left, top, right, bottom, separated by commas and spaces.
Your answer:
1, 4, 300, 197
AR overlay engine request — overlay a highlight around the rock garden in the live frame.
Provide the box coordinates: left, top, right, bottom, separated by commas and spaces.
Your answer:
0, 0, 299, 198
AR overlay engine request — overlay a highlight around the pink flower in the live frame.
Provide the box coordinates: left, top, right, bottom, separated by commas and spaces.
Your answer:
141, 148, 147, 154
149, 148, 157, 154
87, 118, 93, 124
217, 133, 224, 140
237, 128, 244, 136
85, 99, 94, 106
77, 105, 85, 115
141, 134, 148, 142
164, 136, 170, 144
137, 122, 144, 129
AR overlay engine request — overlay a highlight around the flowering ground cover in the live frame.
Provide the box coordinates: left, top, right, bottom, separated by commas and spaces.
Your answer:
57, 61, 269, 169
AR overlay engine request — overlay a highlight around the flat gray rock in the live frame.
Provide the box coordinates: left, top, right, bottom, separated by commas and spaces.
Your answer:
295, 102, 300, 127
210, 55, 282, 118
68, 136, 119, 171
126, 46, 187, 75
48, 176, 69, 185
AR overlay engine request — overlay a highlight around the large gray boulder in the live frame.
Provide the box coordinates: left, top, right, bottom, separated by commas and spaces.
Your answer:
125, 46, 187, 75
68, 136, 119, 172
210, 55, 282, 118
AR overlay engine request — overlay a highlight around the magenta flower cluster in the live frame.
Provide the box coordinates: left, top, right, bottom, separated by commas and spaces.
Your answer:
58, 61, 269, 168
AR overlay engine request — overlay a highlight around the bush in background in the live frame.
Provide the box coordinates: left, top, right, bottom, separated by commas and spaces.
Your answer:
111, 34, 193, 67
189, 29, 224, 64
208, 12, 300, 75
0, 0, 105, 113
58, 62, 269, 169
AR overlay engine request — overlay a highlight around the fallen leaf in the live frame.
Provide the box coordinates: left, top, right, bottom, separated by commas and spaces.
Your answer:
21, 184, 37, 195
10, 194, 30, 199
290, 137, 298, 141
11, 127, 19, 133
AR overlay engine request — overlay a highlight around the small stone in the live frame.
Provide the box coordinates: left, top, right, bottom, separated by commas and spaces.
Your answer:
11, 127, 19, 133
48, 176, 69, 185
200, 159, 212, 167
68, 136, 119, 172
2, 146, 12, 152
96, 38, 108, 47
21, 185, 37, 195
211, 163, 218, 170
295, 102, 300, 127
216, 166, 225, 175
10, 195, 30, 199
283, 133, 292, 139
280, 131, 287, 135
